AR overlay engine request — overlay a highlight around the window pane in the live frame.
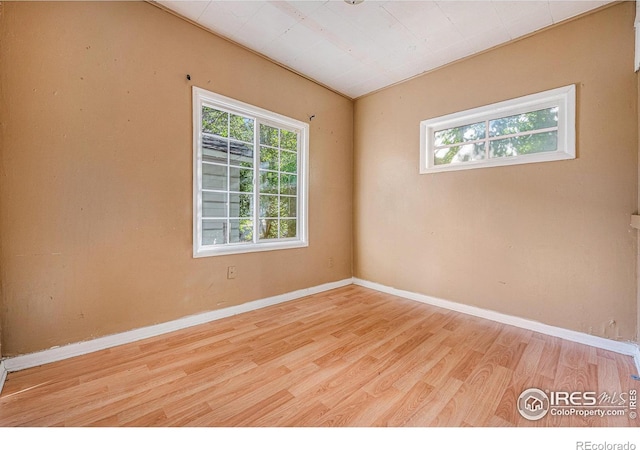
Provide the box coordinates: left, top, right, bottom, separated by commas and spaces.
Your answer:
230, 193, 253, 218
489, 107, 558, 138
196, 89, 307, 253
280, 174, 297, 195
260, 124, 279, 147
229, 219, 253, 243
490, 131, 558, 158
259, 219, 279, 240
280, 150, 297, 174
202, 163, 227, 191
260, 146, 278, 171
229, 141, 253, 167
202, 219, 227, 245
434, 122, 485, 147
434, 143, 486, 166
259, 194, 279, 217
202, 107, 228, 137
229, 114, 254, 143
229, 167, 253, 193
279, 196, 296, 218
280, 219, 297, 238
280, 130, 298, 151
202, 191, 227, 218
202, 135, 228, 164
260, 171, 278, 194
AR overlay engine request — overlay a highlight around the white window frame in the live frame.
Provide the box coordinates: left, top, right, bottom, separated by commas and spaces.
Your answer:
420, 84, 576, 174
193, 87, 309, 258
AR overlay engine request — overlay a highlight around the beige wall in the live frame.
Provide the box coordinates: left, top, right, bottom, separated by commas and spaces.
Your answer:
354, 3, 638, 341
0, 1, 353, 355
0, 1, 637, 356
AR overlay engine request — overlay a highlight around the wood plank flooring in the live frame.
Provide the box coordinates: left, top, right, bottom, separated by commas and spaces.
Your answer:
0, 285, 638, 426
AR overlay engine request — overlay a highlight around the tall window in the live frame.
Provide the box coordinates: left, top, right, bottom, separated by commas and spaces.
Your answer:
193, 88, 308, 257
420, 85, 575, 173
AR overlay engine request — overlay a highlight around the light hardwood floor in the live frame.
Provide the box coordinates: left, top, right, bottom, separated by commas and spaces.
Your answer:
0, 285, 638, 426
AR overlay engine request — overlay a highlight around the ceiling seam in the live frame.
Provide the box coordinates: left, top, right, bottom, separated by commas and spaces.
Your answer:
146, 0, 354, 102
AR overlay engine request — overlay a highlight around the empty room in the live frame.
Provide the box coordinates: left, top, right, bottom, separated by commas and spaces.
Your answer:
1, 0, 639, 438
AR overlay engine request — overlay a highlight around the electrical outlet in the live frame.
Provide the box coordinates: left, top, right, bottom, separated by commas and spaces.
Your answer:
227, 266, 237, 279
328, 257, 334, 268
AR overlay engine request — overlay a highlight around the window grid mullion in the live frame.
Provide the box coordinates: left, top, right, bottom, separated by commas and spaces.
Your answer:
433, 136, 486, 150
254, 119, 260, 245
432, 124, 558, 152
485, 119, 489, 160
487, 126, 558, 142
226, 114, 231, 244
296, 133, 300, 237
277, 129, 281, 239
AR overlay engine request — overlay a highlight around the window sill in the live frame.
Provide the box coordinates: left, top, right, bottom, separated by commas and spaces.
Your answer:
193, 239, 308, 258
420, 150, 575, 174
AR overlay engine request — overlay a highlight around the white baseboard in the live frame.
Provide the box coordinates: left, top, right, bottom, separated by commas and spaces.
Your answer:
633, 346, 640, 376
353, 278, 640, 373
2, 276, 639, 394
2, 278, 353, 374
0, 360, 7, 395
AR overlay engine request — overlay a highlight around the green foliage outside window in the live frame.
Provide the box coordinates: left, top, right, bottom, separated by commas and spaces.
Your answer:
434, 107, 559, 165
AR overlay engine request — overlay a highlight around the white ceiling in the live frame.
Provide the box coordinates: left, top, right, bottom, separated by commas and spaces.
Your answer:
156, 0, 614, 98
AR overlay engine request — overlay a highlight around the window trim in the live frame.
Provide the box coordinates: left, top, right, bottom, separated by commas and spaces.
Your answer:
419, 84, 576, 174
192, 87, 309, 258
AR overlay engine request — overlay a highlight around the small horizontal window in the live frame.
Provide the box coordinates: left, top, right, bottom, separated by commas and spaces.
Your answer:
420, 85, 576, 174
